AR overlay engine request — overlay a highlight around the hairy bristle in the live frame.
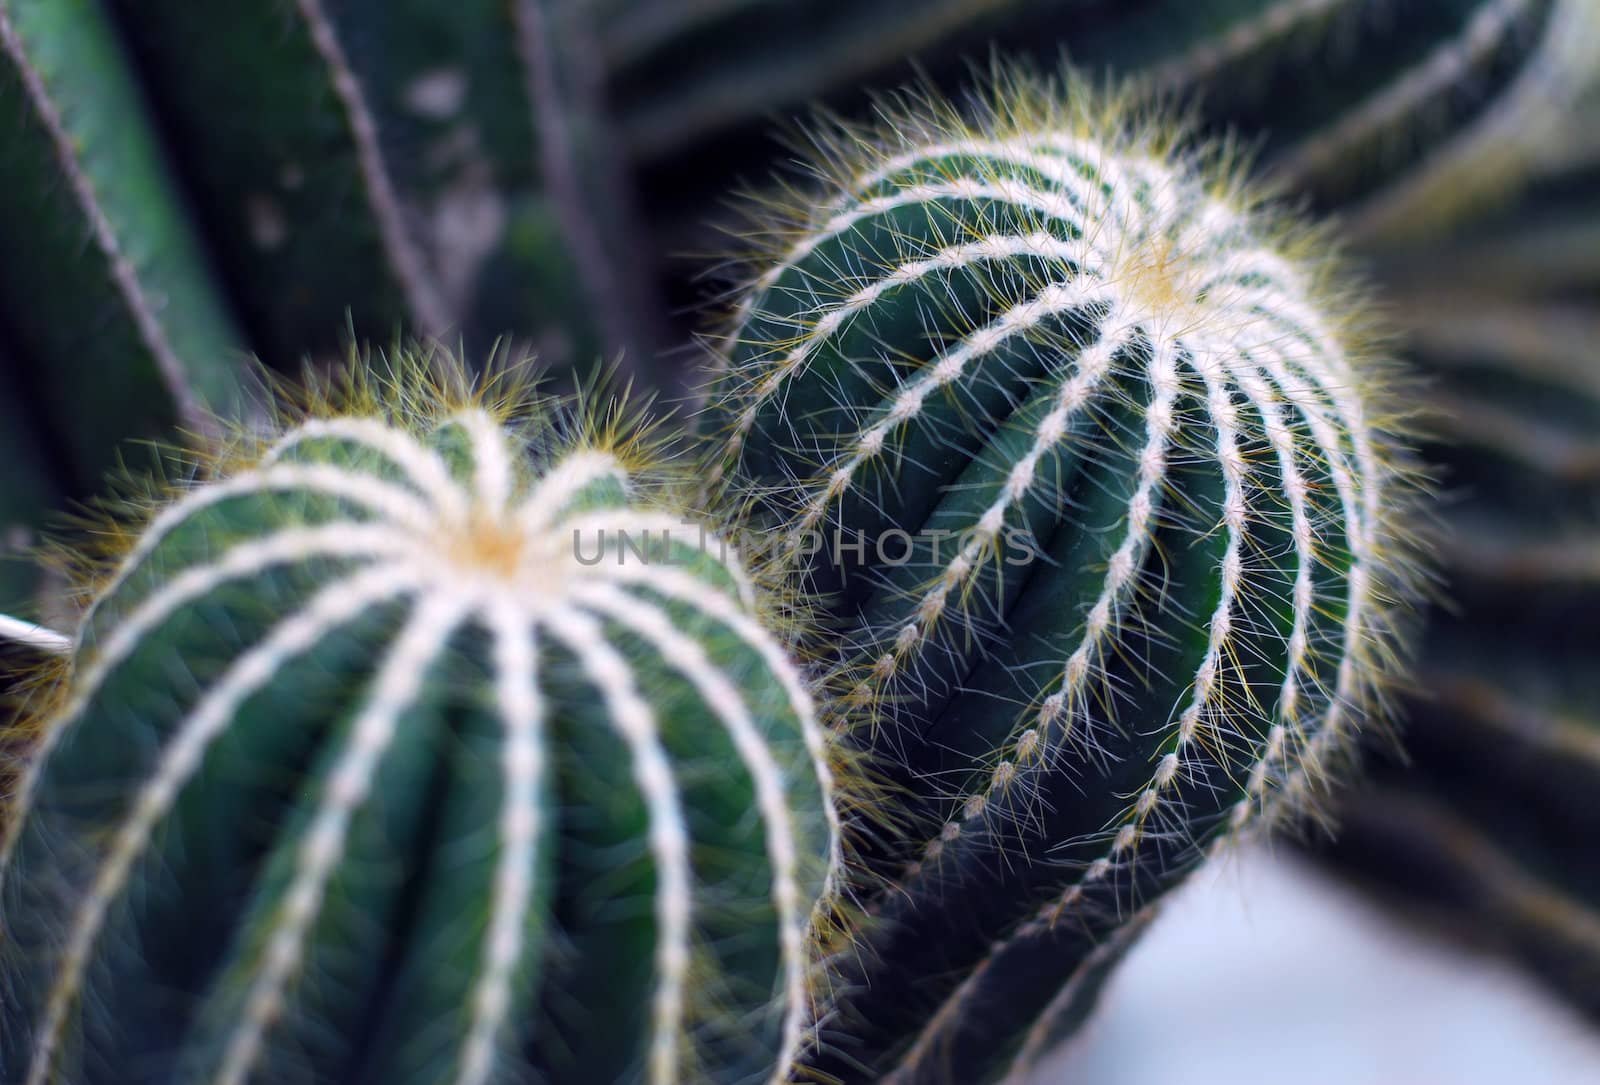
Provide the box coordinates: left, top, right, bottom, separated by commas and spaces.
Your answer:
1, 350, 842, 1085
704, 65, 1427, 1081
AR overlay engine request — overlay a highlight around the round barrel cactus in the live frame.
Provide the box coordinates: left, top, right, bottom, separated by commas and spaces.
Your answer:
0, 369, 839, 1085
707, 72, 1420, 1081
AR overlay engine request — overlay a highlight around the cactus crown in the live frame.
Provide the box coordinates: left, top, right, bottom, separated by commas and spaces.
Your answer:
707, 71, 1424, 1079
0, 356, 839, 1085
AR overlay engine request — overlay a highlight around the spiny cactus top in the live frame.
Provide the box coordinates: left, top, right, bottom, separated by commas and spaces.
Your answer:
710, 74, 1420, 1081
0, 370, 838, 1085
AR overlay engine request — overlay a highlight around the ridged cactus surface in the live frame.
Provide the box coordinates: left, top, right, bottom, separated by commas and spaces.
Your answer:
0, 0, 248, 513
709, 75, 1418, 1081
622, 0, 1600, 257
0, 372, 838, 1085
1315, 159, 1600, 1022
103, 0, 653, 367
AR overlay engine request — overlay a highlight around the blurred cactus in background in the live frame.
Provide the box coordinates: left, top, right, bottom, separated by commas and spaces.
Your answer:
0, 1, 1596, 1081
0, 0, 662, 622
617, 0, 1600, 271
1312, 145, 1600, 1024
102, 0, 660, 368
1, 0, 1593, 610
0, 363, 840, 1085
0, 0, 250, 612
705, 72, 1421, 1081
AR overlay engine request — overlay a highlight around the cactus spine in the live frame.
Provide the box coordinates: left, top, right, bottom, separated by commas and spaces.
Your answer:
0, 0, 247, 491
0, 364, 838, 1085
708, 73, 1418, 1081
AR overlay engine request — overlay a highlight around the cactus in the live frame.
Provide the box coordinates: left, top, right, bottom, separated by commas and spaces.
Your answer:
6, 0, 1593, 623
0, 361, 840, 1085
0, 0, 660, 620
1312, 157, 1600, 1023
0, 0, 249, 501
618, 0, 1600, 260
104, 0, 657, 368
706, 72, 1420, 1081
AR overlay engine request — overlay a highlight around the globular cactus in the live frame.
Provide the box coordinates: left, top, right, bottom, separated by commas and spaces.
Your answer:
0, 362, 839, 1085
1314, 157, 1600, 1023
706, 72, 1420, 1081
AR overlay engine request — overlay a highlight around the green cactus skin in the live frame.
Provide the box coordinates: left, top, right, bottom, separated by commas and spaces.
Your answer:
105, 0, 656, 367
0, 0, 248, 488
0, 351, 59, 616
617, 0, 1600, 258
707, 76, 1418, 1081
0, 374, 839, 1085
0, 0, 668, 621
105, 0, 449, 354
1313, 159, 1600, 1024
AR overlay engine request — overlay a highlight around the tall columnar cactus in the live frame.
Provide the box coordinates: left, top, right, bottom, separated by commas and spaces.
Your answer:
0, 365, 839, 1085
1314, 158, 1600, 1023
707, 73, 1419, 1081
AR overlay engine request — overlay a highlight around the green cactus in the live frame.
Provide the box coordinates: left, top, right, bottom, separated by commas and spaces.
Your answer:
0, 363, 839, 1085
1313, 156, 1600, 1023
0, 0, 249, 494
0, 0, 664, 623
706, 72, 1420, 1081
5, 0, 1593, 626
102, 0, 655, 367
619, 0, 1600, 257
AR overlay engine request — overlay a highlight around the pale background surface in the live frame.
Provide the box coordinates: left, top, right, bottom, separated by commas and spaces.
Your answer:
1033, 847, 1600, 1085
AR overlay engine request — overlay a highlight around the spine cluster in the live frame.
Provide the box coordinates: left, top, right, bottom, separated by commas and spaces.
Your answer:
710, 77, 1417, 1080
0, 381, 838, 1085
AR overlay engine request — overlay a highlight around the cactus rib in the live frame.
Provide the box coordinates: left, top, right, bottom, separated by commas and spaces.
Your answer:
290, 0, 452, 340
1145, 0, 1358, 89
0, 0, 246, 476
709, 72, 1418, 1080
105, 2, 450, 360
510, 0, 654, 363
1343, 0, 1600, 243
0, 370, 838, 1084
